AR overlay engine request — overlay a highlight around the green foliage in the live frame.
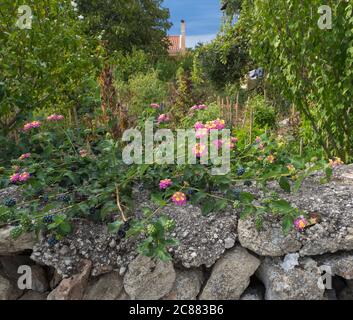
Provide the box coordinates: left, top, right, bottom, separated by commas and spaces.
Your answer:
0, 0, 101, 134
239, 0, 353, 162
173, 68, 195, 121
249, 95, 277, 129
76, 0, 171, 55
128, 212, 178, 262
116, 70, 168, 119
193, 22, 250, 90
113, 49, 152, 82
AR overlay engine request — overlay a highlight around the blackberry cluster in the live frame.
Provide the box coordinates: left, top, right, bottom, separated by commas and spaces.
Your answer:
47, 236, 58, 247
187, 189, 194, 195
89, 207, 99, 215
117, 220, 131, 239
237, 167, 246, 176
244, 180, 252, 187
70, 165, 79, 172
3, 198, 16, 207
43, 215, 54, 224
57, 194, 70, 203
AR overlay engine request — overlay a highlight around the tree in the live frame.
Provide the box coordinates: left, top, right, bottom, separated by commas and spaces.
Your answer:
193, 22, 250, 90
0, 0, 101, 134
239, 0, 353, 161
75, 0, 171, 55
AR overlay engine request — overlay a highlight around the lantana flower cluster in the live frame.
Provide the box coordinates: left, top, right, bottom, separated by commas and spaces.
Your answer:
190, 104, 207, 111
294, 216, 308, 232
10, 172, 31, 184
23, 121, 41, 132
171, 192, 187, 206
19, 153, 31, 160
47, 114, 64, 122
159, 179, 173, 190
157, 114, 170, 124
150, 103, 160, 109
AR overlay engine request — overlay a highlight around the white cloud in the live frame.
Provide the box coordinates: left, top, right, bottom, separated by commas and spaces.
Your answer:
186, 34, 216, 48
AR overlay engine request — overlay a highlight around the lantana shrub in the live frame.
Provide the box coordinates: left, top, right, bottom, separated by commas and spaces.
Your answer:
0, 103, 338, 261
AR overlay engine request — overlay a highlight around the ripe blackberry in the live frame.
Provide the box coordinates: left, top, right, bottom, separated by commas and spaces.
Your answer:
70, 165, 79, 172
43, 215, 54, 224
3, 198, 16, 207
237, 167, 245, 176
187, 190, 194, 195
244, 180, 252, 187
42, 194, 49, 203
57, 194, 70, 203
117, 229, 126, 239
47, 236, 58, 247
122, 220, 130, 232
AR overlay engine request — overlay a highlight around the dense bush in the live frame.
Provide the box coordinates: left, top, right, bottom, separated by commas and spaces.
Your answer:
239, 0, 353, 162
0, 1, 101, 135
116, 70, 168, 119
250, 95, 277, 129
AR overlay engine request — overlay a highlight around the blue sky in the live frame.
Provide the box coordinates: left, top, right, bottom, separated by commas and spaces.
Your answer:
163, 0, 222, 48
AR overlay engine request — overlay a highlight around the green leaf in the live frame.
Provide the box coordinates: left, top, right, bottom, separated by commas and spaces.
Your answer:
240, 192, 254, 203
213, 199, 228, 211
279, 176, 291, 193
59, 222, 72, 235
151, 193, 167, 207
108, 220, 124, 233
271, 199, 293, 214
201, 200, 215, 215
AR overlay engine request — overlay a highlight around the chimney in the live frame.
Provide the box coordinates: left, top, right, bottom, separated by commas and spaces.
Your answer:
180, 20, 186, 52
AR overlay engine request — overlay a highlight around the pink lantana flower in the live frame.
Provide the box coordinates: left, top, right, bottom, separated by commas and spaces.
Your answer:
294, 216, 308, 232
157, 114, 170, 124
23, 121, 41, 132
10, 173, 21, 184
213, 139, 223, 150
195, 128, 208, 139
194, 122, 205, 130
205, 119, 226, 130
19, 172, 30, 182
19, 153, 31, 160
47, 114, 64, 122
192, 143, 207, 158
231, 137, 238, 144
255, 136, 262, 144
190, 104, 208, 111
159, 179, 173, 190
171, 192, 187, 206
150, 103, 160, 109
